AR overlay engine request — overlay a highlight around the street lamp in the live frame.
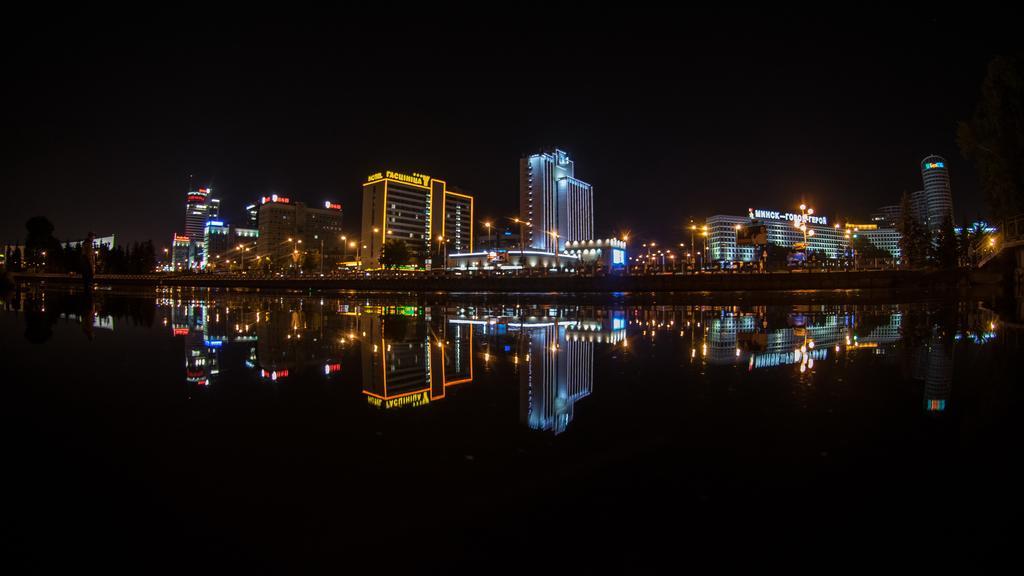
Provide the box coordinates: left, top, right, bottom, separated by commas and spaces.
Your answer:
371, 227, 380, 270
546, 230, 560, 270
484, 221, 492, 250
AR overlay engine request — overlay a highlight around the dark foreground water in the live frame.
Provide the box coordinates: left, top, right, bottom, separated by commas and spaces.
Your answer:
5, 286, 1022, 572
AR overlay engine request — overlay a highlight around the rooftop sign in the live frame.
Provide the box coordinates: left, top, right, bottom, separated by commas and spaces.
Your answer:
749, 208, 828, 226
367, 171, 431, 187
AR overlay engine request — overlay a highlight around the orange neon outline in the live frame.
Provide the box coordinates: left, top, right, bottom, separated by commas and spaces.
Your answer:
440, 188, 474, 253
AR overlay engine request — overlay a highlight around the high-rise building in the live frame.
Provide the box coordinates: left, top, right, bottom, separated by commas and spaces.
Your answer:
245, 203, 259, 227
519, 149, 594, 253
256, 195, 344, 272
184, 188, 219, 240
918, 155, 954, 230
870, 205, 901, 229
360, 170, 473, 269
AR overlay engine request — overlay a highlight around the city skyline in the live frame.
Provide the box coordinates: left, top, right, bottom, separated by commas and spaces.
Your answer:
6, 14, 1014, 247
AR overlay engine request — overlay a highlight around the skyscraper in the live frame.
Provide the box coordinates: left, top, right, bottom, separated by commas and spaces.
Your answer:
519, 149, 594, 253
918, 155, 954, 230
184, 188, 219, 240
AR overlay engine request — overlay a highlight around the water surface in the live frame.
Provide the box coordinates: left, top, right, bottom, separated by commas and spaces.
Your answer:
6, 286, 1020, 571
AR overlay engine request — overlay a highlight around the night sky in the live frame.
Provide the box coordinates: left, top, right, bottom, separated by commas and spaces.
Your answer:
5, 12, 1017, 247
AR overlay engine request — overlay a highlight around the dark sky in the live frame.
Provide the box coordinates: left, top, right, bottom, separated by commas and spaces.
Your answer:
5, 11, 1018, 247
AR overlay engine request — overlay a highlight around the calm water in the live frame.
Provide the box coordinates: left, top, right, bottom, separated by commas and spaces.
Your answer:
6, 286, 1022, 572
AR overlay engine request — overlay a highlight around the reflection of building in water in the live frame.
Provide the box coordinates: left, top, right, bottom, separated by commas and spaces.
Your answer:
915, 327, 953, 413
360, 312, 474, 409
255, 300, 352, 379
518, 322, 591, 434
516, 313, 625, 435
700, 309, 904, 370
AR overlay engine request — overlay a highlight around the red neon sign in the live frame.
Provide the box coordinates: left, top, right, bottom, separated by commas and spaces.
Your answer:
261, 194, 291, 205
173, 328, 190, 336
324, 202, 342, 210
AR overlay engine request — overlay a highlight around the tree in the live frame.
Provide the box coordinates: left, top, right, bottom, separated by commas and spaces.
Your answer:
931, 215, 958, 269
897, 192, 931, 268
379, 240, 411, 269
958, 55, 1024, 217
851, 236, 893, 268
24, 216, 63, 271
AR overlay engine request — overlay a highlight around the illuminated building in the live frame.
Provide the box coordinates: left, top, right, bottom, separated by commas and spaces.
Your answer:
360, 170, 473, 269
706, 207, 901, 265
171, 233, 191, 270
182, 188, 220, 268
858, 227, 901, 260
257, 195, 344, 271
519, 149, 594, 253
202, 220, 230, 269
562, 238, 628, 272
448, 250, 580, 271
202, 222, 259, 270
918, 155, 954, 231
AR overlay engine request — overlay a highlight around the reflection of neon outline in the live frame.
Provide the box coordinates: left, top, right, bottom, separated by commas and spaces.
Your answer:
362, 323, 474, 407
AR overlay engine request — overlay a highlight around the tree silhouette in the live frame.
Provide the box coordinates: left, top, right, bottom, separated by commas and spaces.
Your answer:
379, 240, 411, 269
958, 55, 1024, 216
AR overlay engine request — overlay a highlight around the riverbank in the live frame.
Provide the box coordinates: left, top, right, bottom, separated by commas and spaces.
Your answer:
12, 269, 972, 294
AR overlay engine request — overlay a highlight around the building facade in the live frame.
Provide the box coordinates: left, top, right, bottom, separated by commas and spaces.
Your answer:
519, 149, 594, 253
257, 195, 344, 272
706, 207, 901, 265
360, 170, 473, 269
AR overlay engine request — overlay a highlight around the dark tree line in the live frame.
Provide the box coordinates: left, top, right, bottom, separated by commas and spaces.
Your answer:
3, 216, 156, 274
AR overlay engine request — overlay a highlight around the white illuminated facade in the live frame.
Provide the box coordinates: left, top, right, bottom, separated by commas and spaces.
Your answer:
519, 149, 594, 252
706, 207, 902, 264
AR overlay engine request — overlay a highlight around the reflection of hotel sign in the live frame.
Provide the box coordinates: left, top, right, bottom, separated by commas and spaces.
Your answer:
366, 390, 431, 410
749, 208, 827, 226
366, 171, 431, 187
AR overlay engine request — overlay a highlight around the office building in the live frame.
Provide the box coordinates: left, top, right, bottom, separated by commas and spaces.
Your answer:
257, 195, 344, 271
360, 170, 473, 269
870, 205, 901, 229
184, 188, 219, 240
519, 149, 594, 253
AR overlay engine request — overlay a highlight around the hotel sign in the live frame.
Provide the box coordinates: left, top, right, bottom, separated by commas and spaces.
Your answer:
367, 171, 431, 187
749, 208, 828, 226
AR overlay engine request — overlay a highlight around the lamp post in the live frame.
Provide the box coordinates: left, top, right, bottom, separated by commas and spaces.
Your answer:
547, 231, 560, 270
622, 234, 630, 275
484, 221, 492, 251
371, 227, 380, 270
